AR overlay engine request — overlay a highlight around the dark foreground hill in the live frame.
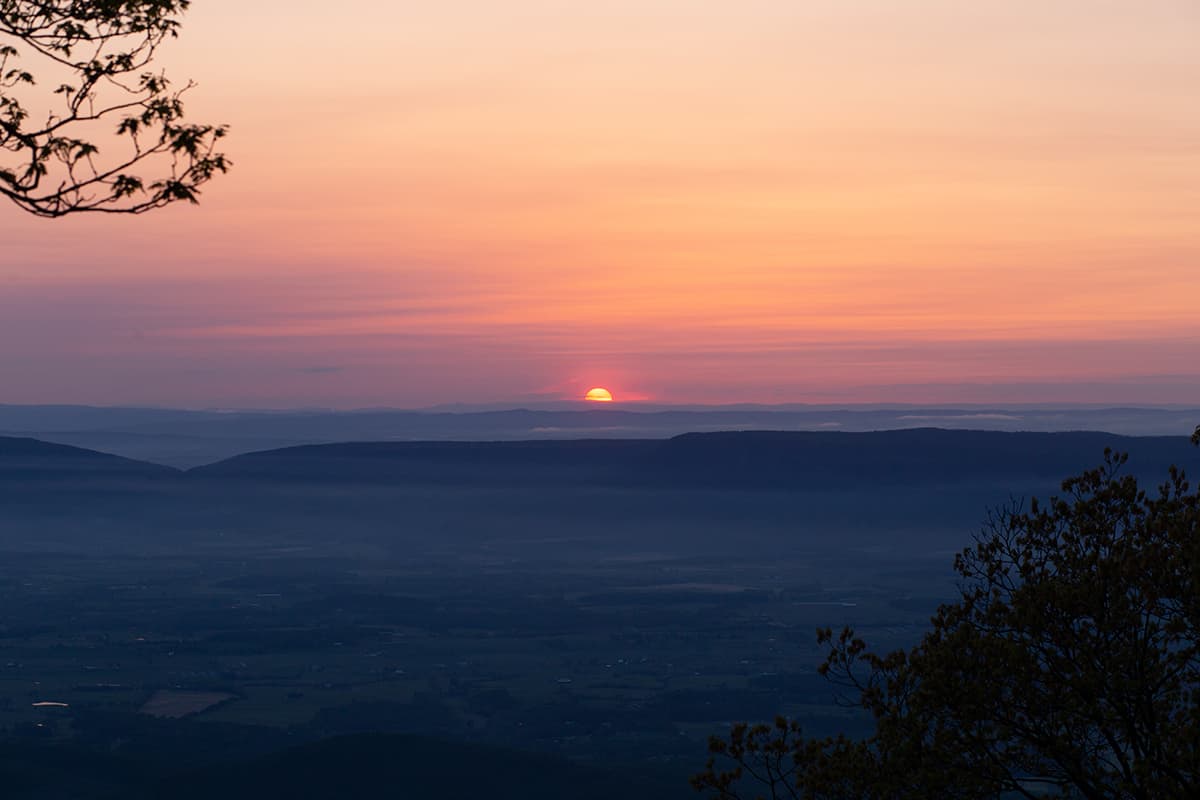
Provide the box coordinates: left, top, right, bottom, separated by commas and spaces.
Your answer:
0, 733, 690, 800
0, 436, 177, 480
152, 733, 689, 800
189, 429, 1196, 490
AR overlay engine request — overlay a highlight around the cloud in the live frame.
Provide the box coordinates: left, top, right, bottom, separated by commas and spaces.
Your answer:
898, 414, 1022, 421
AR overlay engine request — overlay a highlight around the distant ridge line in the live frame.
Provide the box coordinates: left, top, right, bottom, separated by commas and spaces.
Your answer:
3, 430, 1195, 489
184, 429, 1198, 490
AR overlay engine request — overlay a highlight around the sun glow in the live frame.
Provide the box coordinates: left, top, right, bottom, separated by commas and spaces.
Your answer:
584, 387, 614, 403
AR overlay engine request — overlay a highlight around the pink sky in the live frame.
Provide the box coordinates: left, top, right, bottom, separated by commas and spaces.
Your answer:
1, 0, 1198, 407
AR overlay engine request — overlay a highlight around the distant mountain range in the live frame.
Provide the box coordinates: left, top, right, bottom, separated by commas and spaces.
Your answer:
186, 430, 1200, 490
4, 429, 1195, 491
3, 426, 1197, 563
2, 403, 1198, 468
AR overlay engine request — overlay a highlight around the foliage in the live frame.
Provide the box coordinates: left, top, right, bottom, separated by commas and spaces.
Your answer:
0, 0, 227, 216
695, 448, 1200, 799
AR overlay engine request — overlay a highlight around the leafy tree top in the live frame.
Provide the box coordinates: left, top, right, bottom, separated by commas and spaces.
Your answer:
697, 445, 1200, 799
0, 0, 227, 216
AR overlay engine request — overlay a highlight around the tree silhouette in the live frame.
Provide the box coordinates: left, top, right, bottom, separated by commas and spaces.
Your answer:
0, 0, 227, 216
695, 448, 1200, 799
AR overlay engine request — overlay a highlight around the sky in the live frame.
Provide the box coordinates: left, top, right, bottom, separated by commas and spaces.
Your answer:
1, 0, 1198, 408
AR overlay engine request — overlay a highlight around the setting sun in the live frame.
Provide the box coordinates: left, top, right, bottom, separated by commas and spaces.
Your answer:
584, 387, 614, 403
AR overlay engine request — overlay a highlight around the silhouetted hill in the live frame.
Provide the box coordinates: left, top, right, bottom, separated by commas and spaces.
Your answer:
4, 429, 1195, 557
0, 436, 177, 480
133, 733, 691, 800
5, 402, 1198, 467
651, 429, 1194, 488
0, 741, 153, 800
0, 733, 691, 800
189, 439, 657, 485
189, 429, 1196, 490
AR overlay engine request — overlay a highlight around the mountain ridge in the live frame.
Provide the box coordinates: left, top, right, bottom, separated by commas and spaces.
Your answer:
4, 403, 1198, 468
0, 435, 179, 478
3, 430, 1195, 491
186, 429, 1198, 490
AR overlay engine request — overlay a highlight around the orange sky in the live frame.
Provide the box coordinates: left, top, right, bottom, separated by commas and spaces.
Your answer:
1, 0, 1198, 407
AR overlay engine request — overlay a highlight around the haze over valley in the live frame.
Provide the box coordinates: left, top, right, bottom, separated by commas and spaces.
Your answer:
2, 425, 1197, 797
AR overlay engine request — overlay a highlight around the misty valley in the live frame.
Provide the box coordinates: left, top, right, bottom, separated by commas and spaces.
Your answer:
0, 429, 1196, 798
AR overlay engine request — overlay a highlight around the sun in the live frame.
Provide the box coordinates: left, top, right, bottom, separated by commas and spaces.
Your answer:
584, 387, 614, 403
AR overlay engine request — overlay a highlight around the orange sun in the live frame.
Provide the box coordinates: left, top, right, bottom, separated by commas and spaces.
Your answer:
584, 387, 614, 403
